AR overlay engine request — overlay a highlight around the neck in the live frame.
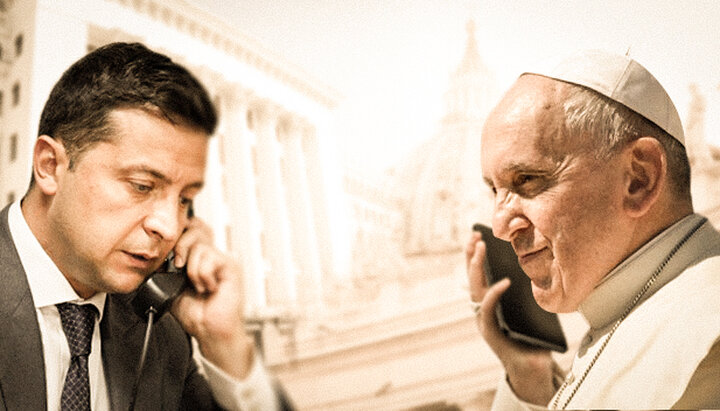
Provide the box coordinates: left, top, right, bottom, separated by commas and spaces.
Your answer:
21, 190, 97, 299
20, 190, 51, 251
625, 197, 693, 266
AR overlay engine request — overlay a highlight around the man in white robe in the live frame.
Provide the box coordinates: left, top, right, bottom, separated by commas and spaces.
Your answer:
466, 50, 720, 409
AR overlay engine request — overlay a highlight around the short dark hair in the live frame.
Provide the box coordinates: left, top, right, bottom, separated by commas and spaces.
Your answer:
37, 42, 217, 169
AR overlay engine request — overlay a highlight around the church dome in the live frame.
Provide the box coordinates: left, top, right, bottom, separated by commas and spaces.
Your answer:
389, 21, 498, 256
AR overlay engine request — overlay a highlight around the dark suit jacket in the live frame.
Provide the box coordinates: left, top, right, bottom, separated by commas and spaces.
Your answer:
0, 205, 292, 410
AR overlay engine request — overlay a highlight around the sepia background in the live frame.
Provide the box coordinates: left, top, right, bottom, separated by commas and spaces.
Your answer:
2, 1, 720, 409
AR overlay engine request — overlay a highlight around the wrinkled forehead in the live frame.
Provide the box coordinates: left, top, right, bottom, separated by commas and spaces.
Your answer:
492, 75, 569, 125
481, 76, 574, 162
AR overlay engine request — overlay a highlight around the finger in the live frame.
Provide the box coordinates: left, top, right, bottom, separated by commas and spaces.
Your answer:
174, 218, 214, 267
465, 231, 483, 271
186, 244, 224, 294
196, 251, 222, 293
468, 240, 489, 302
186, 244, 211, 294
478, 277, 511, 344
171, 288, 202, 335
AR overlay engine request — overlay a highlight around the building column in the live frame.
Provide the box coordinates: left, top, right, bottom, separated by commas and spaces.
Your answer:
303, 128, 351, 283
251, 102, 297, 306
278, 117, 324, 309
191, 70, 230, 252
217, 88, 268, 310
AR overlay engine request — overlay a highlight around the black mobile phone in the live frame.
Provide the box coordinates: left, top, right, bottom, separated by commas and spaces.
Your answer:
473, 223, 567, 352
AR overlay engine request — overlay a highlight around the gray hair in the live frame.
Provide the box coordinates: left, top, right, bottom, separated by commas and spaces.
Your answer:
562, 84, 691, 200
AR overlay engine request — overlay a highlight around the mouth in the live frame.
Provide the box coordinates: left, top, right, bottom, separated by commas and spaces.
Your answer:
514, 247, 553, 290
516, 247, 548, 265
122, 251, 161, 270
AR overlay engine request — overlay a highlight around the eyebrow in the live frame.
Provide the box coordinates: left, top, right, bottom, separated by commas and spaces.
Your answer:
504, 161, 541, 173
483, 162, 549, 186
123, 165, 204, 190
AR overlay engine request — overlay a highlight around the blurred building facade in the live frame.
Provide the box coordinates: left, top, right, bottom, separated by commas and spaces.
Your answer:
0, 0, 350, 321
684, 83, 720, 223
4, 1, 720, 410
266, 23, 564, 410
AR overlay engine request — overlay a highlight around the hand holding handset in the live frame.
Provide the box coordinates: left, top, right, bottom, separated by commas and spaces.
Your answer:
473, 223, 567, 352
131, 206, 193, 321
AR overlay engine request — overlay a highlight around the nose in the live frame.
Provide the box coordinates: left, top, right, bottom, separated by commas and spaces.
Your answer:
491, 189, 530, 242
143, 200, 182, 242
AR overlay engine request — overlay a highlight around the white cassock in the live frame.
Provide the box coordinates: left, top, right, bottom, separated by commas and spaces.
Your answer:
491, 213, 720, 410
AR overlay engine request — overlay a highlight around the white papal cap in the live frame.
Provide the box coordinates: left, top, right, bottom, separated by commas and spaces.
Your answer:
523, 49, 685, 146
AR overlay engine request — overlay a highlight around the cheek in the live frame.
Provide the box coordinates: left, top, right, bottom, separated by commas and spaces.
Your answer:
63, 174, 141, 247
526, 193, 598, 259
552, 196, 622, 297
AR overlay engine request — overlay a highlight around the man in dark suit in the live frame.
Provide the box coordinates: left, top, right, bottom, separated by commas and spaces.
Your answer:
0, 42, 290, 410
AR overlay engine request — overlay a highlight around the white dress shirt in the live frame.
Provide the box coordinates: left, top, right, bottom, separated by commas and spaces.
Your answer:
8, 201, 279, 410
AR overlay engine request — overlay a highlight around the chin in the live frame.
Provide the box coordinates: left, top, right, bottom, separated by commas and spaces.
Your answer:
105, 271, 149, 295
531, 284, 571, 313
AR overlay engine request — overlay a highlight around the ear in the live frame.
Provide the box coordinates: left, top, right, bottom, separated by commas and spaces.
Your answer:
622, 137, 666, 217
32, 135, 69, 196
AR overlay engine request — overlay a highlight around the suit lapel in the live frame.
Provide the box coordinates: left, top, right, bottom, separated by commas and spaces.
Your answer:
0, 205, 168, 410
0, 205, 47, 410
103, 294, 188, 410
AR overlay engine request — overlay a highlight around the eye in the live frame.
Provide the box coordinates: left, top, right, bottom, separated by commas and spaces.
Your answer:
130, 181, 153, 194
511, 173, 549, 197
513, 174, 536, 187
179, 196, 192, 209
483, 178, 497, 195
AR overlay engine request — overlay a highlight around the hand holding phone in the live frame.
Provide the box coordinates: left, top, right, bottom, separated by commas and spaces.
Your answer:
129, 213, 255, 377
130, 206, 220, 321
466, 224, 566, 405
471, 223, 567, 352
131, 205, 199, 320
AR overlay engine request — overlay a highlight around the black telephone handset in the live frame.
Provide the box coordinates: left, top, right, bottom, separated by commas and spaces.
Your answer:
131, 251, 189, 320
128, 250, 190, 410
131, 206, 193, 320
128, 208, 194, 410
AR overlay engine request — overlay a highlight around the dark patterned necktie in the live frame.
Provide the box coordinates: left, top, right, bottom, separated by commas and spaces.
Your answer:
56, 303, 98, 411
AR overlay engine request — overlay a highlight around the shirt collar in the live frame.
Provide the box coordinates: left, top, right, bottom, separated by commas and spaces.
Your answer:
8, 201, 106, 318
579, 213, 708, 330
